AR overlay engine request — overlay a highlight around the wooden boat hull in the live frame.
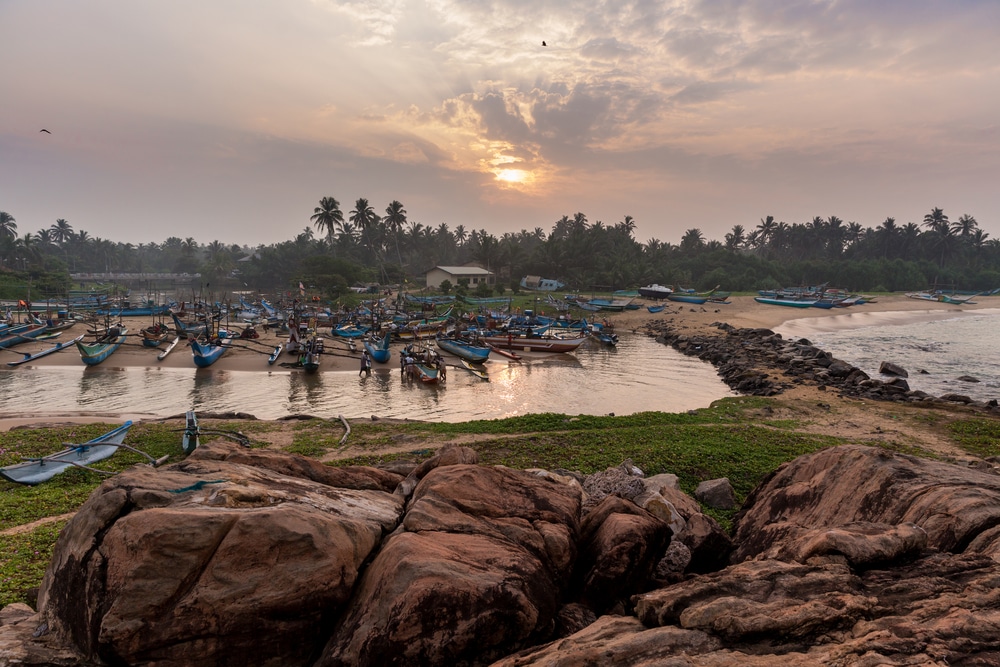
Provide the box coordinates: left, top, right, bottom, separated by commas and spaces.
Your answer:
667, 294, 708, 304
191, 338, 231, 367
8, 335, 85, 366
0, 323, 49, 349
0, 421, 133, 485
364, 334, 392, 363
157, 336, 181, 361
436, 338, 491, 363
77, 328, 129, 365
491, 334, 588, 353
754, 297, 815, 308
646, 305, 665, 313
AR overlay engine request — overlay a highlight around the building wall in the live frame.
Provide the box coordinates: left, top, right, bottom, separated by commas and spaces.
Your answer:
425, 268, 494, 289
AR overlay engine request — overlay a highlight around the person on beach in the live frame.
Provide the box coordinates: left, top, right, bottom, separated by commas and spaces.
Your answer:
360, 349, 372, 377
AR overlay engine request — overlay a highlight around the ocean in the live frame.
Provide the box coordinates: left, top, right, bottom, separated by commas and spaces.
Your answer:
776, 308, 1000, 403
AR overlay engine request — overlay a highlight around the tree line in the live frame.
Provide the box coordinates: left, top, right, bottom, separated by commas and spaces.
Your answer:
1, 201, 998, 299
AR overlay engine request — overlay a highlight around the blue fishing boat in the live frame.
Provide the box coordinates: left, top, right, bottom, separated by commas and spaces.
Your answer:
191, 331, 233, 368
667, 293, 709, 304
754, 296, 816, 308
0, 421, 135, 485
647, 305, 666, 313
171, 313, 208, 340
364, 333, 392, 363
436, 336, 491, 363
0, 322, 49, 349
7, 334, 84, 366
76, 326, 128, 365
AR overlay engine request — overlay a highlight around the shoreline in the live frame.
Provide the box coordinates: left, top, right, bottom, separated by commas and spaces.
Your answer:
2, 294, 998, 430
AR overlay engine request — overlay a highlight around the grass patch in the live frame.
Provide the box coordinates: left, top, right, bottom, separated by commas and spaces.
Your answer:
0, 520, 67, 607
948, 418, 1000, 458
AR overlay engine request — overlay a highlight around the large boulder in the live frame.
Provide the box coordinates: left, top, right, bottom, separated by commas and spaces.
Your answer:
38, 442, 405, 667
732, 445, 1000, 563
317, 463, 583, 666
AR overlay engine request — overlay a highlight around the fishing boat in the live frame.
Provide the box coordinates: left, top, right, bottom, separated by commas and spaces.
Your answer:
76, 326, 129, 365
182, 411, 199, 454
7, 334, 85, 366
647, 304, 666, 313
592, 330, 619, 346
489, 332, 589, 353
436, 336, 491, 363
267, 343, 283, 365
408, 363, 441, 383
299, 336, 323, 374
332, 323, 369, 338
638, 284, 673, 299
485, 341, 522, 360
0, 322, 50, 350
0, 421, 135, 485
666, 293, 709, 304
460, 359, 489, 380
170, 313, 208, 340
191, 331, 233, 368
157, 336, 181, 361
363, 332, 392, 363
753, 296, 816, 308
140, 322, 170, 347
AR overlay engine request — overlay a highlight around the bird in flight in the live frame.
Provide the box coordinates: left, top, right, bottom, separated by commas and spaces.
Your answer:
542, 41, 547, 46
39, 129, 51, 134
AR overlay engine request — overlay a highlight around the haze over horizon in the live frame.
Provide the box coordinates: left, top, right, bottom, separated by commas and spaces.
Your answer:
3, 0, 999, 247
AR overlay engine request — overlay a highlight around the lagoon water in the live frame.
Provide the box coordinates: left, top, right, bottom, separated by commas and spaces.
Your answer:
776, 308, 1000, 403
0, 333, 736, 422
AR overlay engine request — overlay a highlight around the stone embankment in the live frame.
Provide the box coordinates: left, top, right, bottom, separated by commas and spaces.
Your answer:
4, 437, 1000, 665
642, 320, 1000, 408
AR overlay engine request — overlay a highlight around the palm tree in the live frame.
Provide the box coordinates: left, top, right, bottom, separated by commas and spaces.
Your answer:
383, 200, 407, 270
0, 211, 17, 238
618, 215, 636, 238
922, 207, 949, 234
679, 228, 705, 252
952, 214, 978, 238
724, 225, 746, 251
50, 218, 74, 244
454, 224, 469, 247
351, 198, 384, 278
310, 197, 343, 245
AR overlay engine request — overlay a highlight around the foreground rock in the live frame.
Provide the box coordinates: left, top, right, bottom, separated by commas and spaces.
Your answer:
8, 442, 1000, 665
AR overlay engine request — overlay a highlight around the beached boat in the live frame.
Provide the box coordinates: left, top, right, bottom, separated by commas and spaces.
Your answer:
267, 343, 283, 365
182, 411, 199, 454
7, 334, 85, 366
436, 336, 491, 363
141, 323, 170, 347
157, 336, 181, 361
592, 330, 619, 346
191, 332, 233, 368
638, 284, 673, 299
667, 293, 708, 305
299, 336, 323, 373
0, 421, 135, 485
76, 326, 128, 365
170, 313, 208, 340
408, 363, 441, 383
754, 296, 815, 308
488, 332, 589, 353
363, 332, 392, 363
0, 322, 49, 350
646, 304, 666, 313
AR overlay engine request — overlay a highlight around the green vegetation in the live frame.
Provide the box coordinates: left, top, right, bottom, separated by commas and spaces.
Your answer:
0, 521, 66, 606
1, 204, 998, 302
948, 419, 1000, 458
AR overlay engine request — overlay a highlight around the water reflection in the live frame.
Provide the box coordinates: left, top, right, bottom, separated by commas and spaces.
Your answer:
1, 334, 737, 421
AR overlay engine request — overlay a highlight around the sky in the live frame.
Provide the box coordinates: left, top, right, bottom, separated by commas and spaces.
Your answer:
3, 0, 1000, 247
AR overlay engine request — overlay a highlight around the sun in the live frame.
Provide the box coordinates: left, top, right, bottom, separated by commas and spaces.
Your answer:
495, 169, 531, 184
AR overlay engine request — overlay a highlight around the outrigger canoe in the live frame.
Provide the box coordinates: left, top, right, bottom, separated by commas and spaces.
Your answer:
7, 334, 85, 366
157, 336, 181, 361
0, 421, 144, 485
77, 326, 129, 365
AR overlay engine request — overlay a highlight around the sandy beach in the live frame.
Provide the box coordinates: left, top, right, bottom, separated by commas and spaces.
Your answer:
3, 294, 997, 374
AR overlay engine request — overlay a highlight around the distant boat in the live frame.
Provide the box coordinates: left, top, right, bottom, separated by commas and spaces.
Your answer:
436, 336, 491, 363
363, 332, 392, 363
488, 332, 588, 353
638, 284, 673, 299
647, 304, 666, 313
754, 296, 815, 308
76, 326, 128, 365
667, 293, 708, 305
520, 275, 565, 291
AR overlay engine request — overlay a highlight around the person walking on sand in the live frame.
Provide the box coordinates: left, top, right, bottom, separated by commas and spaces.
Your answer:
360, 349, 372, 377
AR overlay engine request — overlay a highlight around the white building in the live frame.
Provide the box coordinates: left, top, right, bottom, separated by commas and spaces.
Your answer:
424, 265, 494, 289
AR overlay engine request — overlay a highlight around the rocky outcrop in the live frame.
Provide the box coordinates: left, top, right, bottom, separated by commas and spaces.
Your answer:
644, 321, 1000, 408
10, 443, 1000, 666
